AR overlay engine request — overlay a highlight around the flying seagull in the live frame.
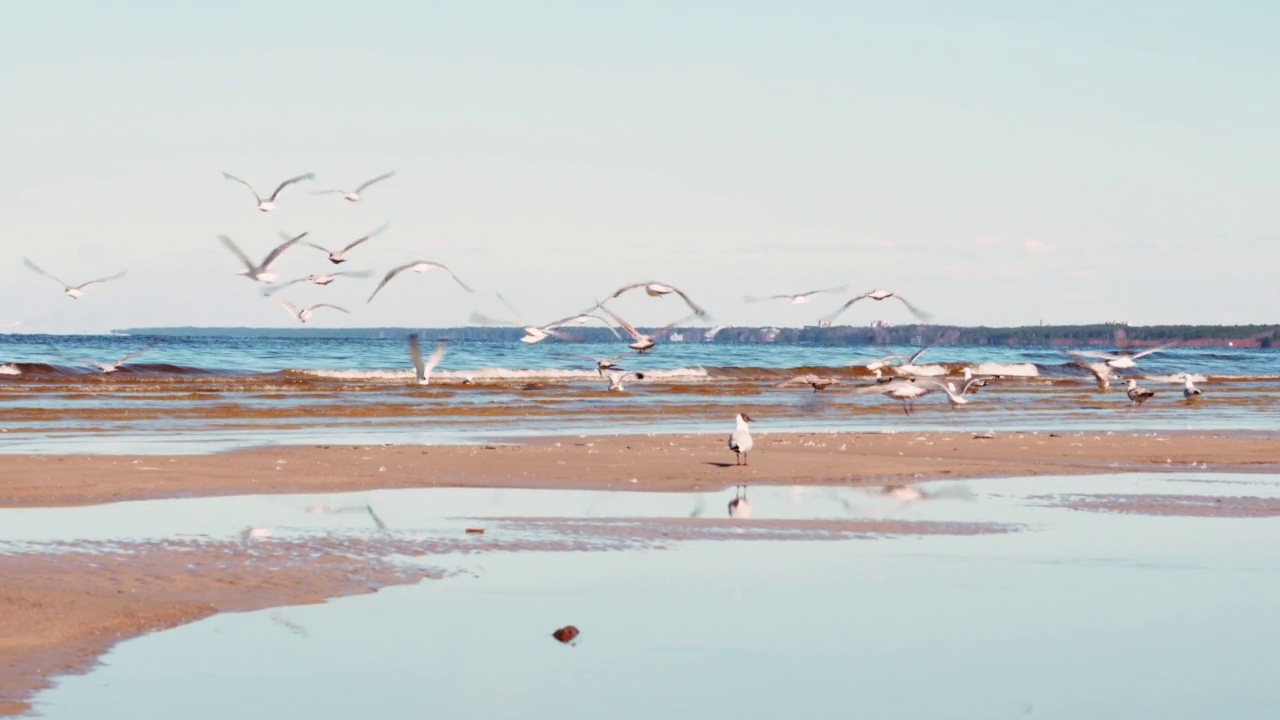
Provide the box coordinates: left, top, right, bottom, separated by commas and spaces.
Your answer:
303, 223, 389, 264
23, 259, 126, 299
219, 233, 306, 284
263, 270, 374, 295
1067, 343, 1177, 370
744, 285, 848, 304
277, 298, 349, 324
778, 374, 842, 392
222, 172, 315, 212
606, 370, 645, 391
924, 378, 986, 406
820, 289, 933, 324
596, 302, 697, 353
560, 352, 630, 376
367, 261, 474, 303
77, 346, 152, 374
311, 171, 396, 203
408, 334, 448, 385
596, 281, 710, 319
854, 378, 932, 414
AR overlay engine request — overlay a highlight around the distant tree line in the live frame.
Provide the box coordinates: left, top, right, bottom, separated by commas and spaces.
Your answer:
116, 323, 1279, 348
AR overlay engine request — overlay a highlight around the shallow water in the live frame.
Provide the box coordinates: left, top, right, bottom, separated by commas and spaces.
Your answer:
2, 336, 1278, 452
10, 474, 1280, 719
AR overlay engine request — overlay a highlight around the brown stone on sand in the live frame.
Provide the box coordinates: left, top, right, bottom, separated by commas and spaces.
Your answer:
552, 625, 580, 644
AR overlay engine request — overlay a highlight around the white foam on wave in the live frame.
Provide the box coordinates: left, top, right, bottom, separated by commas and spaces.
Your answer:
974, 362, 1039, 377
1144, 373, 1209, 384
0, 364, 20, 376
297, 367, 711, 383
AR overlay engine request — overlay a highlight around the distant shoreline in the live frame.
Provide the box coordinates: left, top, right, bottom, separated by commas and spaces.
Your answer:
105, 323, 1280, 348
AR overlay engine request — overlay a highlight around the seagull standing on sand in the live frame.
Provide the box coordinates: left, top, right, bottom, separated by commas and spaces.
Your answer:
728, 486, 752, 518
222, 172, 315, 212
728, 413, 754, 466
219, 233, 306, 284
263, 270, 375, 295
597, 281, 710, 319
408, 334, 448, 385
744, 286, 848, 304
23, 259, 127, 299
303, 224, 389, 264
820, 289, 933, 324
1125, 379, 1156, 406
277, 299, 349, 324
311, 172, 396, 203
367, 261, 474, 303
606, 370, 645, 391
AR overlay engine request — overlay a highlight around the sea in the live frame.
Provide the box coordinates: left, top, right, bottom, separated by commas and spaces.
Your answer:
2, 333, 1278, 453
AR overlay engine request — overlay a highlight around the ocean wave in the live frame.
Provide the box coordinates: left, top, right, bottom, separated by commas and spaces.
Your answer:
293, 367, 713, 383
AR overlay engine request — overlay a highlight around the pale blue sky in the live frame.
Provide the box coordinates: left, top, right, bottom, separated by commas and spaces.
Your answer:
3, 1, 1277, 332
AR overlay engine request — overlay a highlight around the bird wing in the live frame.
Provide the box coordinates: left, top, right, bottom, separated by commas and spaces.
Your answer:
665, 285, 710, 319
655, 312, 700, 337
1131, 342, 1178, 360
407, 334, 425, 380
892, 294, 933, 321
261, 278, 303, 296
333, 269, 375, 279
959, 377, 985, 394
603, 283, 649, 302
907, 344, 932, 364
364, 505, 388, 530
266, 173, 315, 202
276, 298, 300, 319
23, 258, 68, 287
309, 189, 348, 196
367, 263, 413, 303
423, 338, 448, 375
354, 171, 396, 193
1067, 350, 1120, 362
302, 241, 335, 255
436, 263, 474, 293
595, 302, 643, 341
221, 172, 262, 203
114, 346, 152, 366
803, 285, 850, 297
262, 232, 307, 269
217, 236, 256, 272
546, 313, 622, 339
74, 270, 127, 289
307, 304, 349, 315
819, 292, 871, 323
341, 223, 389, 253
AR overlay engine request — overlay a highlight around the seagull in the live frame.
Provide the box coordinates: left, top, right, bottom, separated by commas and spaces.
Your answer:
219, 233, 306, 284
408, 334, 448, 385
881, 483, 926, 502
960, 368, 990, 393
222, 172, 314, 212
23, 259, 127, 299
597, 281, 710, 319
728, 413, 754, 466
820, 289, 933, 324
854, 378, 932, 414
367, 261, 474, 303
277, 298, 349, 324
1125, 378, 1156, 406
857, 353, 907, 371
1067, 343, 1177, 370
896, 345, 946, 377
596, 302, 696, 353
303, 223, 389, 264
606, 370, 645, 391
870, 368, 895, 384
311, 171, 396, 203
263, 270, 375, 295
77, 346, 151, 374
925, 378, 985, 406
728, 485, 752, 518
561, 352, 629, 376
779, 374, 842, 392
744, 286, 848, 304
1072, 359, 1115, 391
1181, 374, 1203, 401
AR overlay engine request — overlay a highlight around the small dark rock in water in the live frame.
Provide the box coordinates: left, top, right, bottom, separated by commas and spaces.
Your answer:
465, 528, 485, 535
552, 625, 580, 644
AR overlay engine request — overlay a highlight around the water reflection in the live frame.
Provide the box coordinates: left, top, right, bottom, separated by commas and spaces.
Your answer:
8, 475, 1280, 719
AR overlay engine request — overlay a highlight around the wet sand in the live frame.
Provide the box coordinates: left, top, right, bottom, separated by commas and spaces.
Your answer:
4, 429, 1280, 715
3, 430, 1279, 508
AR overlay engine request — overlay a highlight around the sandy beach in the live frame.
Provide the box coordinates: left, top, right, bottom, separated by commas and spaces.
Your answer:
4, 429, 1280, 714
3, 430, 1279, 508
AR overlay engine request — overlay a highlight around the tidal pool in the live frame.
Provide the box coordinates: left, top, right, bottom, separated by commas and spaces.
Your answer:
8, 475, 1280, 719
